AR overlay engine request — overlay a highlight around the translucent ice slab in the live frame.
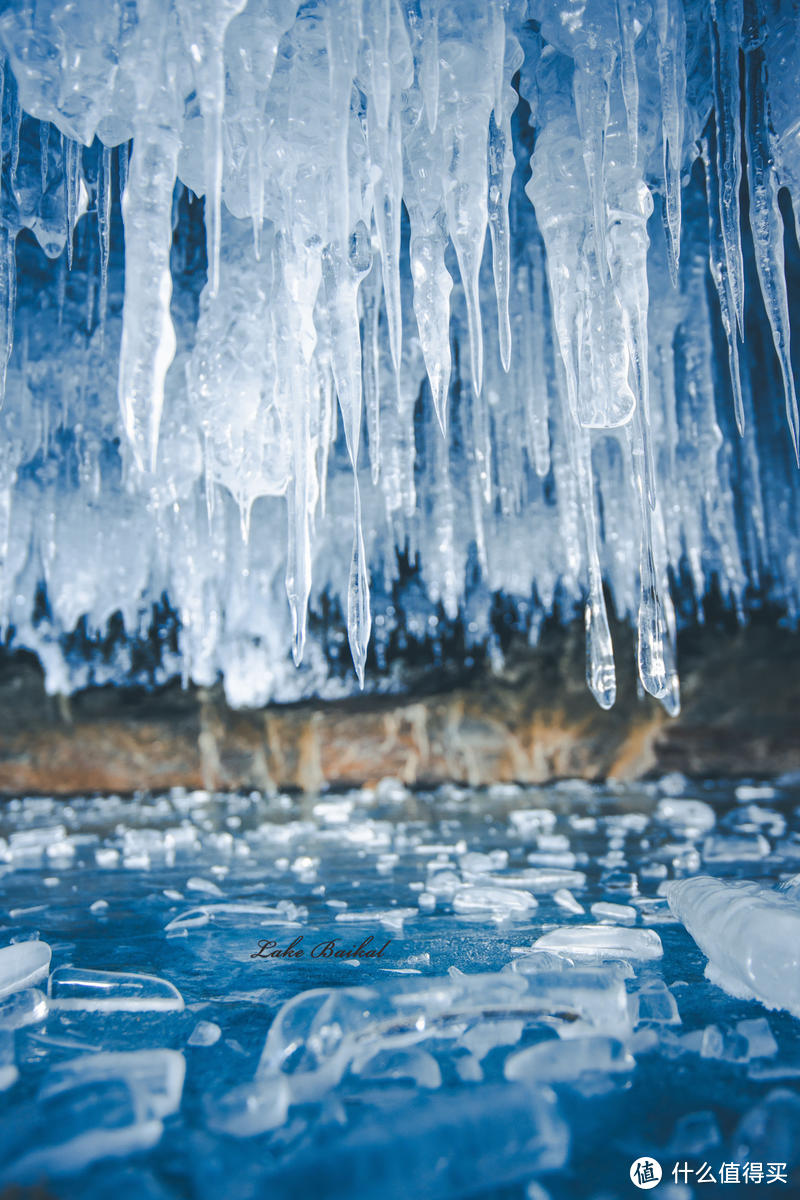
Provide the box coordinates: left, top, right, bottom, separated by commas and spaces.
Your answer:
0, 940, 51, 998
532, 925, 663, 962
667, 876, 800, 1017
48, 967, 184, 1012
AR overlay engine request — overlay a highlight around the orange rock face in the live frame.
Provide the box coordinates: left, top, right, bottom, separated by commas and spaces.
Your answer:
0, 621, 798, 795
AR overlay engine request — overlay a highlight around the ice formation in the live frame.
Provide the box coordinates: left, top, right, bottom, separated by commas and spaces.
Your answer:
667, 874, 800, 1017
0, 0, 799, 708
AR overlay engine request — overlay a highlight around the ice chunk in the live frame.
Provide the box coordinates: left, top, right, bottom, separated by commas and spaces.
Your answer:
667, 876, 800, 1017
48, 967, 184, 1012
505, 1035, 634, 1085
0, 1050, 184, 1182
0, 1028, 17, 1091
0, 940, 51, 998
164, 901, 306, 932
554, 889, 585, 914
39, 1049, 185, 1120
736, 1017, 778, 1059
453, 886, 538, 918
628, 980, 681, 1026
656, 798, 716, 834
532, 926, 662, 962
591, 902, 636, 924
187, 1020, 222, 1047
0, 987, 48, 1030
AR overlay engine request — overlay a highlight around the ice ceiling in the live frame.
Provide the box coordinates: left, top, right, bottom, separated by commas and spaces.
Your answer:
0, 0, 798, 709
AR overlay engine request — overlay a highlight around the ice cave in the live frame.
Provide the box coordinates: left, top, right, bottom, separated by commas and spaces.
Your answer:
0, 0, 799, 1197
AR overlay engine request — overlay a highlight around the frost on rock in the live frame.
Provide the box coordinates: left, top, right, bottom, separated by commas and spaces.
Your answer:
0, 0, 798, 708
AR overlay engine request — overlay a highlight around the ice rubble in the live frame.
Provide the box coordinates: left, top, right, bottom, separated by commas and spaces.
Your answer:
0, 1, 798, 710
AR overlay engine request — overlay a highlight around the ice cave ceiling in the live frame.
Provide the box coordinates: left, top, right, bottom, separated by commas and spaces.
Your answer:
0, 0, 798, 710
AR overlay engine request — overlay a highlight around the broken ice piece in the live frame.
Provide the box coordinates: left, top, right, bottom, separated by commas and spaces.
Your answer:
736, 1017, 778, 1059
655, 797, 716, 834
164, 901, 307, 932
628, 980, 681, 1026
188, 1020, 222, 1047
667, 876, 800, 1018
554, 889, 584, 914
39, 1049, 185, 1120
0, 987, 48, 1030
504, 1035, 634, 1084
591, 902, 636, 924
0, 1029, 18, 1091
48, 967, 184, 1012
1, 1051, 184, 1181
532, 925, 662, 962
453, 886, 538, 917
0, 940, 51, 998
206, 1077, 290, 1137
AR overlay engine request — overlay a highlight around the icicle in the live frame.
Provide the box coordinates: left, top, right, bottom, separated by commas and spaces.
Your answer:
286, 375, 313, 668
419, 0, 440, 133
404, 91, 453, 433
40, 121, 50, 192
368, 104, 404, 371
616, 0, 640, 163
575, 429, 616, 710
9, 80, 20, 187
322, 223, 373, 682
174, 0, 247, 298
64, 137, 80, 270
655, 0, 686, 283
362, 263, 382, 486
520, 257, 551, 478
487, 26, 522, 374
118, 140, 130, 201
348, 480, 372, 687
118, 129, 180, 472
0, 60, 5, 191
573, 53, 613, 282
703, 135, 745, 436
629, 416, 675, 702
744, 43, 799, 464
97, 145, 112, 340
709, 0, 746, 337
0, 227, 16, 405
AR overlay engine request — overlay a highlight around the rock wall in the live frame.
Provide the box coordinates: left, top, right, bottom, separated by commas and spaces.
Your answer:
0, 620, 798, 795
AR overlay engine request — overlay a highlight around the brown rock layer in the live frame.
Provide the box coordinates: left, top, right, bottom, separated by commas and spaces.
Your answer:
0, 620, 798, 795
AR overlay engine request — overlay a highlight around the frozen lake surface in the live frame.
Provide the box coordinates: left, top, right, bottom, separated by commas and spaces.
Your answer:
1, 776, 800, 1198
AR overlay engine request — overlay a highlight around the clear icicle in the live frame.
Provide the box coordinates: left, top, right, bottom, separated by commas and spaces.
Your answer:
174, 0, 247, 298
419, 0, 440, 133
0, 227, 16, 405
117, 2, 181, 474
362, 263, 382, 486
616, 0, 639, 163
573, 53, 613, 281
745, 43, 800, 464
97, 144, 112, 340
39, 120, 50, 191
575, 429, 616, 709
348, 479, 372, 688
709, 0, 746, 337
404, 89, 453, 433
655, 0, 686, 282
703, 135, 745, 436
323, 224, 373, 681
64, 136, 79, 269
368, 104, 405, 371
